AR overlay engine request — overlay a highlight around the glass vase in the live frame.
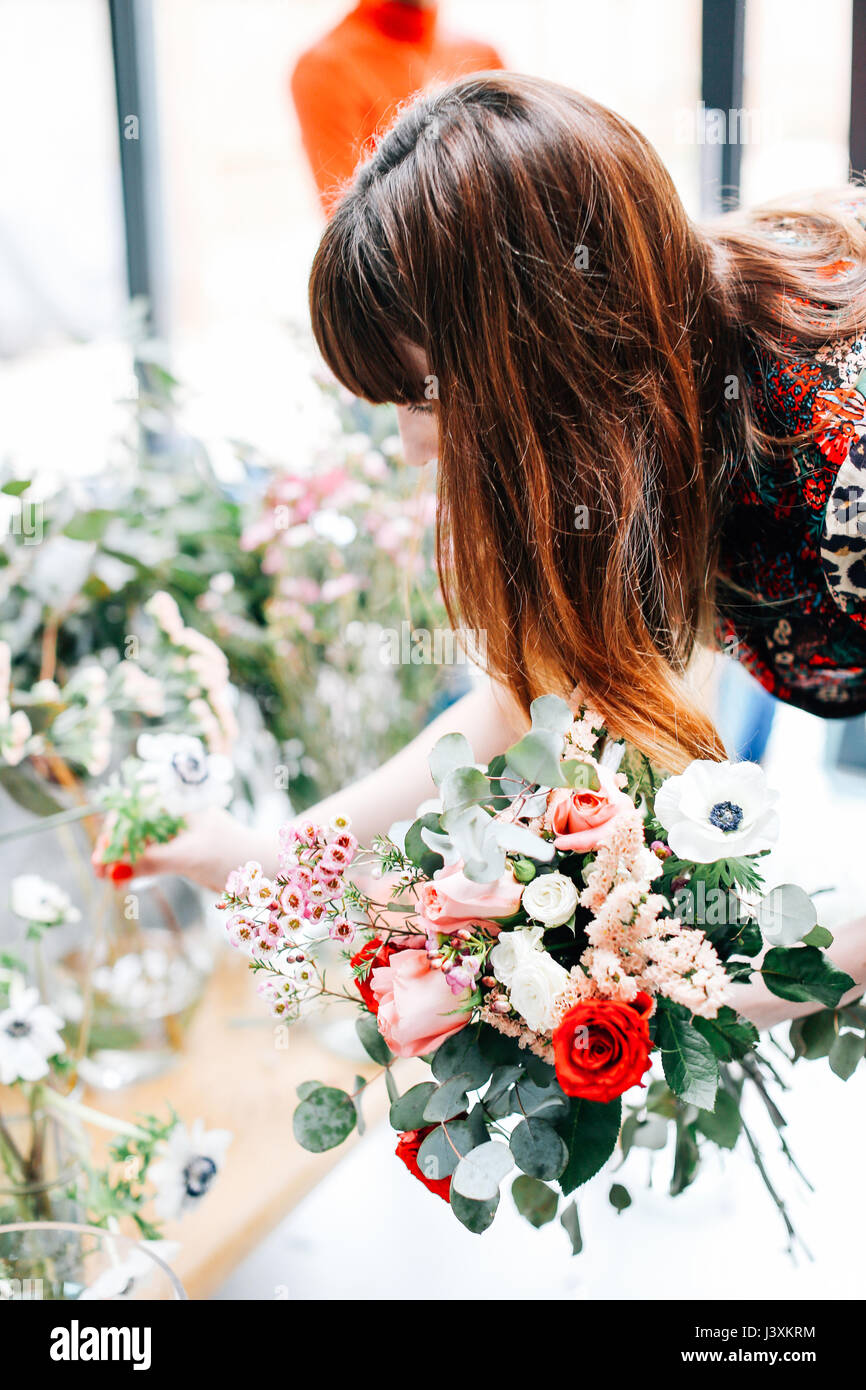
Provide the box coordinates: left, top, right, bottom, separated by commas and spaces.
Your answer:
0, 1222, 186, 1300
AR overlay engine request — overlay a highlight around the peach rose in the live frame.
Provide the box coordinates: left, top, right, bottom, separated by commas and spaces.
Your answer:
371, 948, 472, 1058
547, 768, 632, 852
417, 862, 523, 933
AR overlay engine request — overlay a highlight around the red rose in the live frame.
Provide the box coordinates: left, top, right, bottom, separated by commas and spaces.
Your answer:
350, 936, 396, 1014
395, 1126, 452, 1201
552, 992, 654, 1102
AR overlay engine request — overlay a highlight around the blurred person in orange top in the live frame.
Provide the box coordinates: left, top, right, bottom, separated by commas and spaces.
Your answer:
290, 0, 503, 215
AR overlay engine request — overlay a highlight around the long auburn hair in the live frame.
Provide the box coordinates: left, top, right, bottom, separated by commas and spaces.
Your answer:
309, 73, 866, 770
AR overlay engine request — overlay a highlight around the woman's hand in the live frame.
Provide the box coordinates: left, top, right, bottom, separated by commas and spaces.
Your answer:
91, 807, 273, 895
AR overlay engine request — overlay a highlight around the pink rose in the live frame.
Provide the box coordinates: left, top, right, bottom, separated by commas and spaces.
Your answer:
372, 949, 472, 1058
547, 768, 632, 852
417, 863, 523, 933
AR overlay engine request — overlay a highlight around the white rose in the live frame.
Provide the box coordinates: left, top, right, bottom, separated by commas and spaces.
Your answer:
521, 871, 579, 927
508, 951, 570, 1033
489, 926, 544, 988
654, 760, 780, 863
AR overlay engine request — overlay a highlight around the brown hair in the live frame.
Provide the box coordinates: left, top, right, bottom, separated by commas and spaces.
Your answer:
309, 73, 866, 770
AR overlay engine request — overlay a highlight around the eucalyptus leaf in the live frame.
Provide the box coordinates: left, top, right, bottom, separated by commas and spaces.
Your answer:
416, 1119, 475, 1182
755, 884, 817, 946
432, 1030, 493, 1088
429, 733, 476, 787
450, 1187, 499, 1234
505, 729, 565, 789
512, 1174, 559, 1228
829, 1031, 865, 1080
423, 1072, 473, 1123
389, 1082, 438, 1131
560, 1199, 583, 1255
452, 1141, 513, 1202
510, 1118, 568, 1179
529, 693, 574, 735
355, 1013, 392, 1066
293, 1086, 357, 1152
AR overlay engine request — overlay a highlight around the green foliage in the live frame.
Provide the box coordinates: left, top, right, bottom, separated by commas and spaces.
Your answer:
555, 1096, 622, 1195
655, 1003, 719, 1110
512, 1174, 559, 1228
510, 1118, 568, 1180
608, 1182, 632, 1214
355, 1014, 393, 1067
292, 1086, 357, 1152
760, 945, 853, 1009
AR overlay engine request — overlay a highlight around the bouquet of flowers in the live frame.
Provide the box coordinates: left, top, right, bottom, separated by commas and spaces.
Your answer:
219, 695, 861, 1250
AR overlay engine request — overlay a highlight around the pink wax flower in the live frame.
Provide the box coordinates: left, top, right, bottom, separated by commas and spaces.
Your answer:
546, 766, 633, 853
371, 948, 472, 1058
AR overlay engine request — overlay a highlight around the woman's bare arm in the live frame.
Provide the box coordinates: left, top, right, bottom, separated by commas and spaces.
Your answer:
112, 679, 527, 892
729, 916, 866, 1029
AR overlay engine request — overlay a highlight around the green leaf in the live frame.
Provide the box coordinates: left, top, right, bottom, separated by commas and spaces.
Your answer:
560, 1199, 583, 1254
292, 1087, 357, 1152
829, 1031, 865, 1080
0, 767, 65, 818
696, 1089, 741, 1149
428, 733, 475, 787
389, 1082, 438, 1131
528, 694, 574, 735
755, 884, 817, 946
416, 1119, 475, 1182
431, 1029, 493, 1088
556, 1096, 622, 1196
355, 1014, 392, 1066
510, 1118, 568, 1179
671, 1112, 700, 1195
403, 814, 445, 877
423, 1073, 473, 1123
505, 729, 565, 789
1, 479, 31, 496
440, 766, 490, 822
352, 1075, 367, 1136
656, 1007, 719, 1110
802, 924, 833, 949
452, 1141, 513, 1201
789, 1009, 837, 1061
512, 1076, 568, 1118
63, 509, 113, 541
512, 1174, 559, 1228
761, 945, 854, 1009
296, 1080, 322, 1100
449, 1186, 499, 1233
608, 1182, 632, 1213
691, 1006, 758, 1062
384, 1068, 400, 1105
561, 759, 600, 791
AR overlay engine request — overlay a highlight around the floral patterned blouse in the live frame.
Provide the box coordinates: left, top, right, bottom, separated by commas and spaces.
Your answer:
716, 202, 866, 717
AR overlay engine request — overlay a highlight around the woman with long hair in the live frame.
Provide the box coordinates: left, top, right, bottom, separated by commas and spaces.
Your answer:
114, 73, 866, 1023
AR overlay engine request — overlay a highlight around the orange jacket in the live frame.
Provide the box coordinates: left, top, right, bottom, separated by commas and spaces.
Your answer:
291, 1, 503, 214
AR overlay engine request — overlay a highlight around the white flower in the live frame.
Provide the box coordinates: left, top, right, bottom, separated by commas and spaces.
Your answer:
79, 1240, 181, 1300
0, 709, 32, 766
508, 951, 570, 1033
654, 760, 780, 863
489, 925, 544, 987
521, 871, 579, 927
0, 980, 65, 1084
136, 732, 233, 815
150, 1119, 232, 1222
10, 874, 81, 926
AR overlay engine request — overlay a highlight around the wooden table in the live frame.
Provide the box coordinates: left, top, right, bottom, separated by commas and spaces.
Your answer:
82, 951, 400, 1300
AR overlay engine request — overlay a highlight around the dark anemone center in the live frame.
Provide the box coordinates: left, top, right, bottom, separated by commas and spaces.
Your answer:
708, 800, 744, 832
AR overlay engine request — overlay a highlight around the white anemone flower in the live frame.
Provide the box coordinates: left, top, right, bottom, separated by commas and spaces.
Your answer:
654, 759, 780, 863
0, 980, 65, 1084
150, 1119, 232, 1222
10, 874, 81, 927
136, 732, 233, 815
